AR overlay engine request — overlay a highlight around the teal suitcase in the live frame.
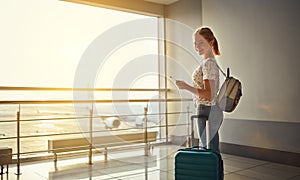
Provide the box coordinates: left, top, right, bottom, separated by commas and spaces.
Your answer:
174, 115, 224, 180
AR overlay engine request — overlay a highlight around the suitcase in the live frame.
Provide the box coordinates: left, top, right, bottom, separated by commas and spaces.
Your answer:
174, 115, 224, 180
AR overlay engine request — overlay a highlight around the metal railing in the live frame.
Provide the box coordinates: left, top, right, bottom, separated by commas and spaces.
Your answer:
0, 86, 193, 175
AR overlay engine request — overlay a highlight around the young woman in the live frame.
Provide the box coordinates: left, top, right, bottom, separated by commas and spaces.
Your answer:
175, 27, 223, 153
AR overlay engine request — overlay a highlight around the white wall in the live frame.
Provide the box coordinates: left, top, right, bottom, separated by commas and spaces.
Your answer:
202, 0, 300, 153
165, 0, 202, 30
202, 0, 300, 122
165, 0, 300, 153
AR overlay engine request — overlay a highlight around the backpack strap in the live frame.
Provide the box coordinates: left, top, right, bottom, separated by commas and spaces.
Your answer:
215, 62, 230, 78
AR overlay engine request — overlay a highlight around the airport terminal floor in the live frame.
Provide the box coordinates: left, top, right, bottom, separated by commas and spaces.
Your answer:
1, 145, 300, 180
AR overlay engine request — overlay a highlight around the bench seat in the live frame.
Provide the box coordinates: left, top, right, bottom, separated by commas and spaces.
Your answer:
48, 132, 157, 167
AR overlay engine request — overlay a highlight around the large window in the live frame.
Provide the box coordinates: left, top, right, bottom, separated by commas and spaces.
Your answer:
0, 0, 164, 158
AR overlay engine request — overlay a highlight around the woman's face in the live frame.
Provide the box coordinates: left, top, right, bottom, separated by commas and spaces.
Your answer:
194, 34, 213, 57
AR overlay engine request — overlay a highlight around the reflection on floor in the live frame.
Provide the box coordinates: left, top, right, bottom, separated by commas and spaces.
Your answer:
1, 145, 300, 180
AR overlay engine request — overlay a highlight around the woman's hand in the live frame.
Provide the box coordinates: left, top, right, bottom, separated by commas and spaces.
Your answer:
175, 80, 204, 98
175, 80, 189, 90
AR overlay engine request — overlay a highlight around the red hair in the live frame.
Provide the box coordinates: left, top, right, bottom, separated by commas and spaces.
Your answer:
194, 27, 221, 55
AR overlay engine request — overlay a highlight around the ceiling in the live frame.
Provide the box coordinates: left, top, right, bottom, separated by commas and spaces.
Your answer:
144, 0, 179, 5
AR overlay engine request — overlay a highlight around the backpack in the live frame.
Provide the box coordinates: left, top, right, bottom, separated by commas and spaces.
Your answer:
216, 66, 242, 113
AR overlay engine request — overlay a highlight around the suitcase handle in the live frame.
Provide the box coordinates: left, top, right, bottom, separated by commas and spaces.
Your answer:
190, 115, 210, 149
188, 146, 210, 150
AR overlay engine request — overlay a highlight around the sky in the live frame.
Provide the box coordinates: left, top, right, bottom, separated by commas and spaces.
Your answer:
0, 0, 157, 87
0, 0, 159, 100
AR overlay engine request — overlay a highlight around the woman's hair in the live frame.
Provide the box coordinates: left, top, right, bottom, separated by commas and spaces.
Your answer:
194, 27, 221, 55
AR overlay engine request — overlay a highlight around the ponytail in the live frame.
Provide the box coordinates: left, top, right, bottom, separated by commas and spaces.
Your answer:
213, 37, 221, 55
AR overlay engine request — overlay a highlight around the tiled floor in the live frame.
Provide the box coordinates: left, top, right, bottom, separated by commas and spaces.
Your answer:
1, 145, 300, 180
